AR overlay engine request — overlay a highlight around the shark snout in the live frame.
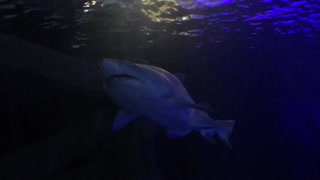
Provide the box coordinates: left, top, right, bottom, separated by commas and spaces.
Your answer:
98, 58, 142, 79
98, 59, 123, 77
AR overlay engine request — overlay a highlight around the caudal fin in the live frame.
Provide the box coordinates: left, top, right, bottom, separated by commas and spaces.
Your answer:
216, 120, 235, 148
200, 120, 235, 148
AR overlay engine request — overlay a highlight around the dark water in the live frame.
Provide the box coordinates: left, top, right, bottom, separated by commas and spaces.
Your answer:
1, 0, 320, 179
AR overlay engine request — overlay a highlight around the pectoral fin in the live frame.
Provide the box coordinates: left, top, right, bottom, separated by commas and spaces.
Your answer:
112, 110, 138, 132
167, 129, 191, 139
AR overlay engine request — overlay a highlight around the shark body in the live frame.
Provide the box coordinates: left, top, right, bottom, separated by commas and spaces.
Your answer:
98, 58, 235, 147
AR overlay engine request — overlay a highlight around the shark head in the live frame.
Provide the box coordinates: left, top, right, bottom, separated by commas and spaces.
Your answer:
97, 58, 190, 100
97, 58, 179, 113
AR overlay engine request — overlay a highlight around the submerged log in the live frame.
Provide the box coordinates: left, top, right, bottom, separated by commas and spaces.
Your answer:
0, 32, 110, 179
0, 33, 161, 180
0, 33, 105, 99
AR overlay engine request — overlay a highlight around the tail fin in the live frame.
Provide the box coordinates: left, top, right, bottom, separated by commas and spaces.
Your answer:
216, 120, 235, 148
200, 120, 235, 148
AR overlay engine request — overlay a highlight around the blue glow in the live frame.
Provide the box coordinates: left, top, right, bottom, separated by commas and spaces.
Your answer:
196, 0, 233, 7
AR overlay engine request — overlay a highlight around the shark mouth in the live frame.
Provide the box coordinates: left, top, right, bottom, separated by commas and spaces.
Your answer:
106, 74, 144, 84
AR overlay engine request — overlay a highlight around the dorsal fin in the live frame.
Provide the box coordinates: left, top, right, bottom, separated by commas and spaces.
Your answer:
171, 98, 216, 114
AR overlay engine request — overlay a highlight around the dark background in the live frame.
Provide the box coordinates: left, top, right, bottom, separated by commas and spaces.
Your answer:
0, 0, 320, 179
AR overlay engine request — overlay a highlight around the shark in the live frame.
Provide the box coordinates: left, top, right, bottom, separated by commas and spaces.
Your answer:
98, 58, 235, 147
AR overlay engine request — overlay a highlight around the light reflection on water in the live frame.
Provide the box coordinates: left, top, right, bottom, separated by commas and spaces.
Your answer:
72, 0, 320, 49
0, 0, 319, 51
